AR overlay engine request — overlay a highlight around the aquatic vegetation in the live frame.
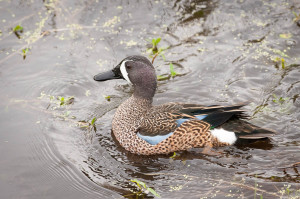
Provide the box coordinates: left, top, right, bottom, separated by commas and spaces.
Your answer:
252, 93, 292, 116
58, 96, 75, 106
279, 33, 292, 39
130, 179, 160, 198
292, 11, 300, 22
104, 95, 111, 101
13, 25, 23, 32
78, 117, 97, 131
272, 94, 289, 105
169, 63, 178, 78
157, 74, 170, 81
38, 91, 74, 108
146, 37, 168, 63
253, 175, 264, 199
272, 49, 289, 58
146, 172, 300, 198
273, 57, 286, 69
22, 48, 29, 59
169, 152, 177, 159
281, 58, 285, 69
13, 25, 23, 39
156, 63, 180, 81
148, 37, 161, 55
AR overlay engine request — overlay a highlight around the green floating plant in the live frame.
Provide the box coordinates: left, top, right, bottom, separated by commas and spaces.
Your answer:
273, 57, 286, 69
58, 96, 75, 106
272, 94, 289, 105
146, 37, 168, 63
157, 75, 170, 81
13, 25, 23, 32
130, 179, 161, 198
292, 11, 300, 22
169, 63, 178, 78
22, 48, 29, 59
104, 95, 111, 101
169, 152, 179, 159
78, 117, 97, 131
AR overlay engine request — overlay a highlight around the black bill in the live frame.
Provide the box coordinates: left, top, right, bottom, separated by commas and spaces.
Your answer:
93, 64, 123, 81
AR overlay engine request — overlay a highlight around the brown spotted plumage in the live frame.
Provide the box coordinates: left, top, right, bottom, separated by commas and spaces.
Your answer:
94, 55, 277, 155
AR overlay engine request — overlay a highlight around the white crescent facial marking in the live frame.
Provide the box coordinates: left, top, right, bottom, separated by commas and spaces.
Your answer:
120, 60, 132, 84
211, 128, 237, 145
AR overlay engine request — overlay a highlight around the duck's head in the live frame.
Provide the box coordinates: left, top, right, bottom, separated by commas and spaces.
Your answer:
94, 55, 157, 99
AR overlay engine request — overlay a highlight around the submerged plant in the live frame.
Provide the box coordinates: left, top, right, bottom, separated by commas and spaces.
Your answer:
130, 179, 160, 198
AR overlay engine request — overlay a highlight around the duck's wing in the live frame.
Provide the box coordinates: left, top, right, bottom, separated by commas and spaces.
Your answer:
137, 102, 247, 138
178, 102, 277, 138
137, 102, 276, 145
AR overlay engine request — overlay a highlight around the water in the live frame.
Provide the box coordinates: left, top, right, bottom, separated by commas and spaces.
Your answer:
0, 0, 299, 198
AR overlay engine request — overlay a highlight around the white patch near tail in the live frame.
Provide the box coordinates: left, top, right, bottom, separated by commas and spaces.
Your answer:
211, 128, 237, 145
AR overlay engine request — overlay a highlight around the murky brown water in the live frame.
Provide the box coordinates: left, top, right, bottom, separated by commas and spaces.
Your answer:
1, 0, 299, 198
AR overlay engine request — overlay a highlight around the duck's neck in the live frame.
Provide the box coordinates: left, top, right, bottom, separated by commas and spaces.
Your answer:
132, 80, 157, 101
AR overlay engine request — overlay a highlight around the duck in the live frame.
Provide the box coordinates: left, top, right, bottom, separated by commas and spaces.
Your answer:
93, 55, 276, 155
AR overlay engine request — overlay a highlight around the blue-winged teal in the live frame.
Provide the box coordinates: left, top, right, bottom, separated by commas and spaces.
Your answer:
94, 55, 276, 155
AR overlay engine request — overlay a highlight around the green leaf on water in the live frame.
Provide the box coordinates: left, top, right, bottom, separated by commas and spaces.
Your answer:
131, 179, 146, 189
281, 58, 285, 69
157, 75, 169, 81
292, 11, 300, 22
104, 95, 111, 101
59, 96, 65, 105
170, 63, 177, 78
13, 25, 23, 32
58, 96, 74, 106
130, 179, 160, 198
22, 48, 29, 54
147, 187, 161, 197
170, 152, 177, 159
91, 117, 97, 126
272, 94, 289, 105
293, 11, 298, 18
153, 38, 161, 46
22, 48, 29, 59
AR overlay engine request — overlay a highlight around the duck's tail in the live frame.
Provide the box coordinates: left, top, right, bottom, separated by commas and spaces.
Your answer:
220, 119, 277, 139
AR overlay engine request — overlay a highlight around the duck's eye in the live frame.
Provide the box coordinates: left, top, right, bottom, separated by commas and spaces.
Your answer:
125, 64, 132, 70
